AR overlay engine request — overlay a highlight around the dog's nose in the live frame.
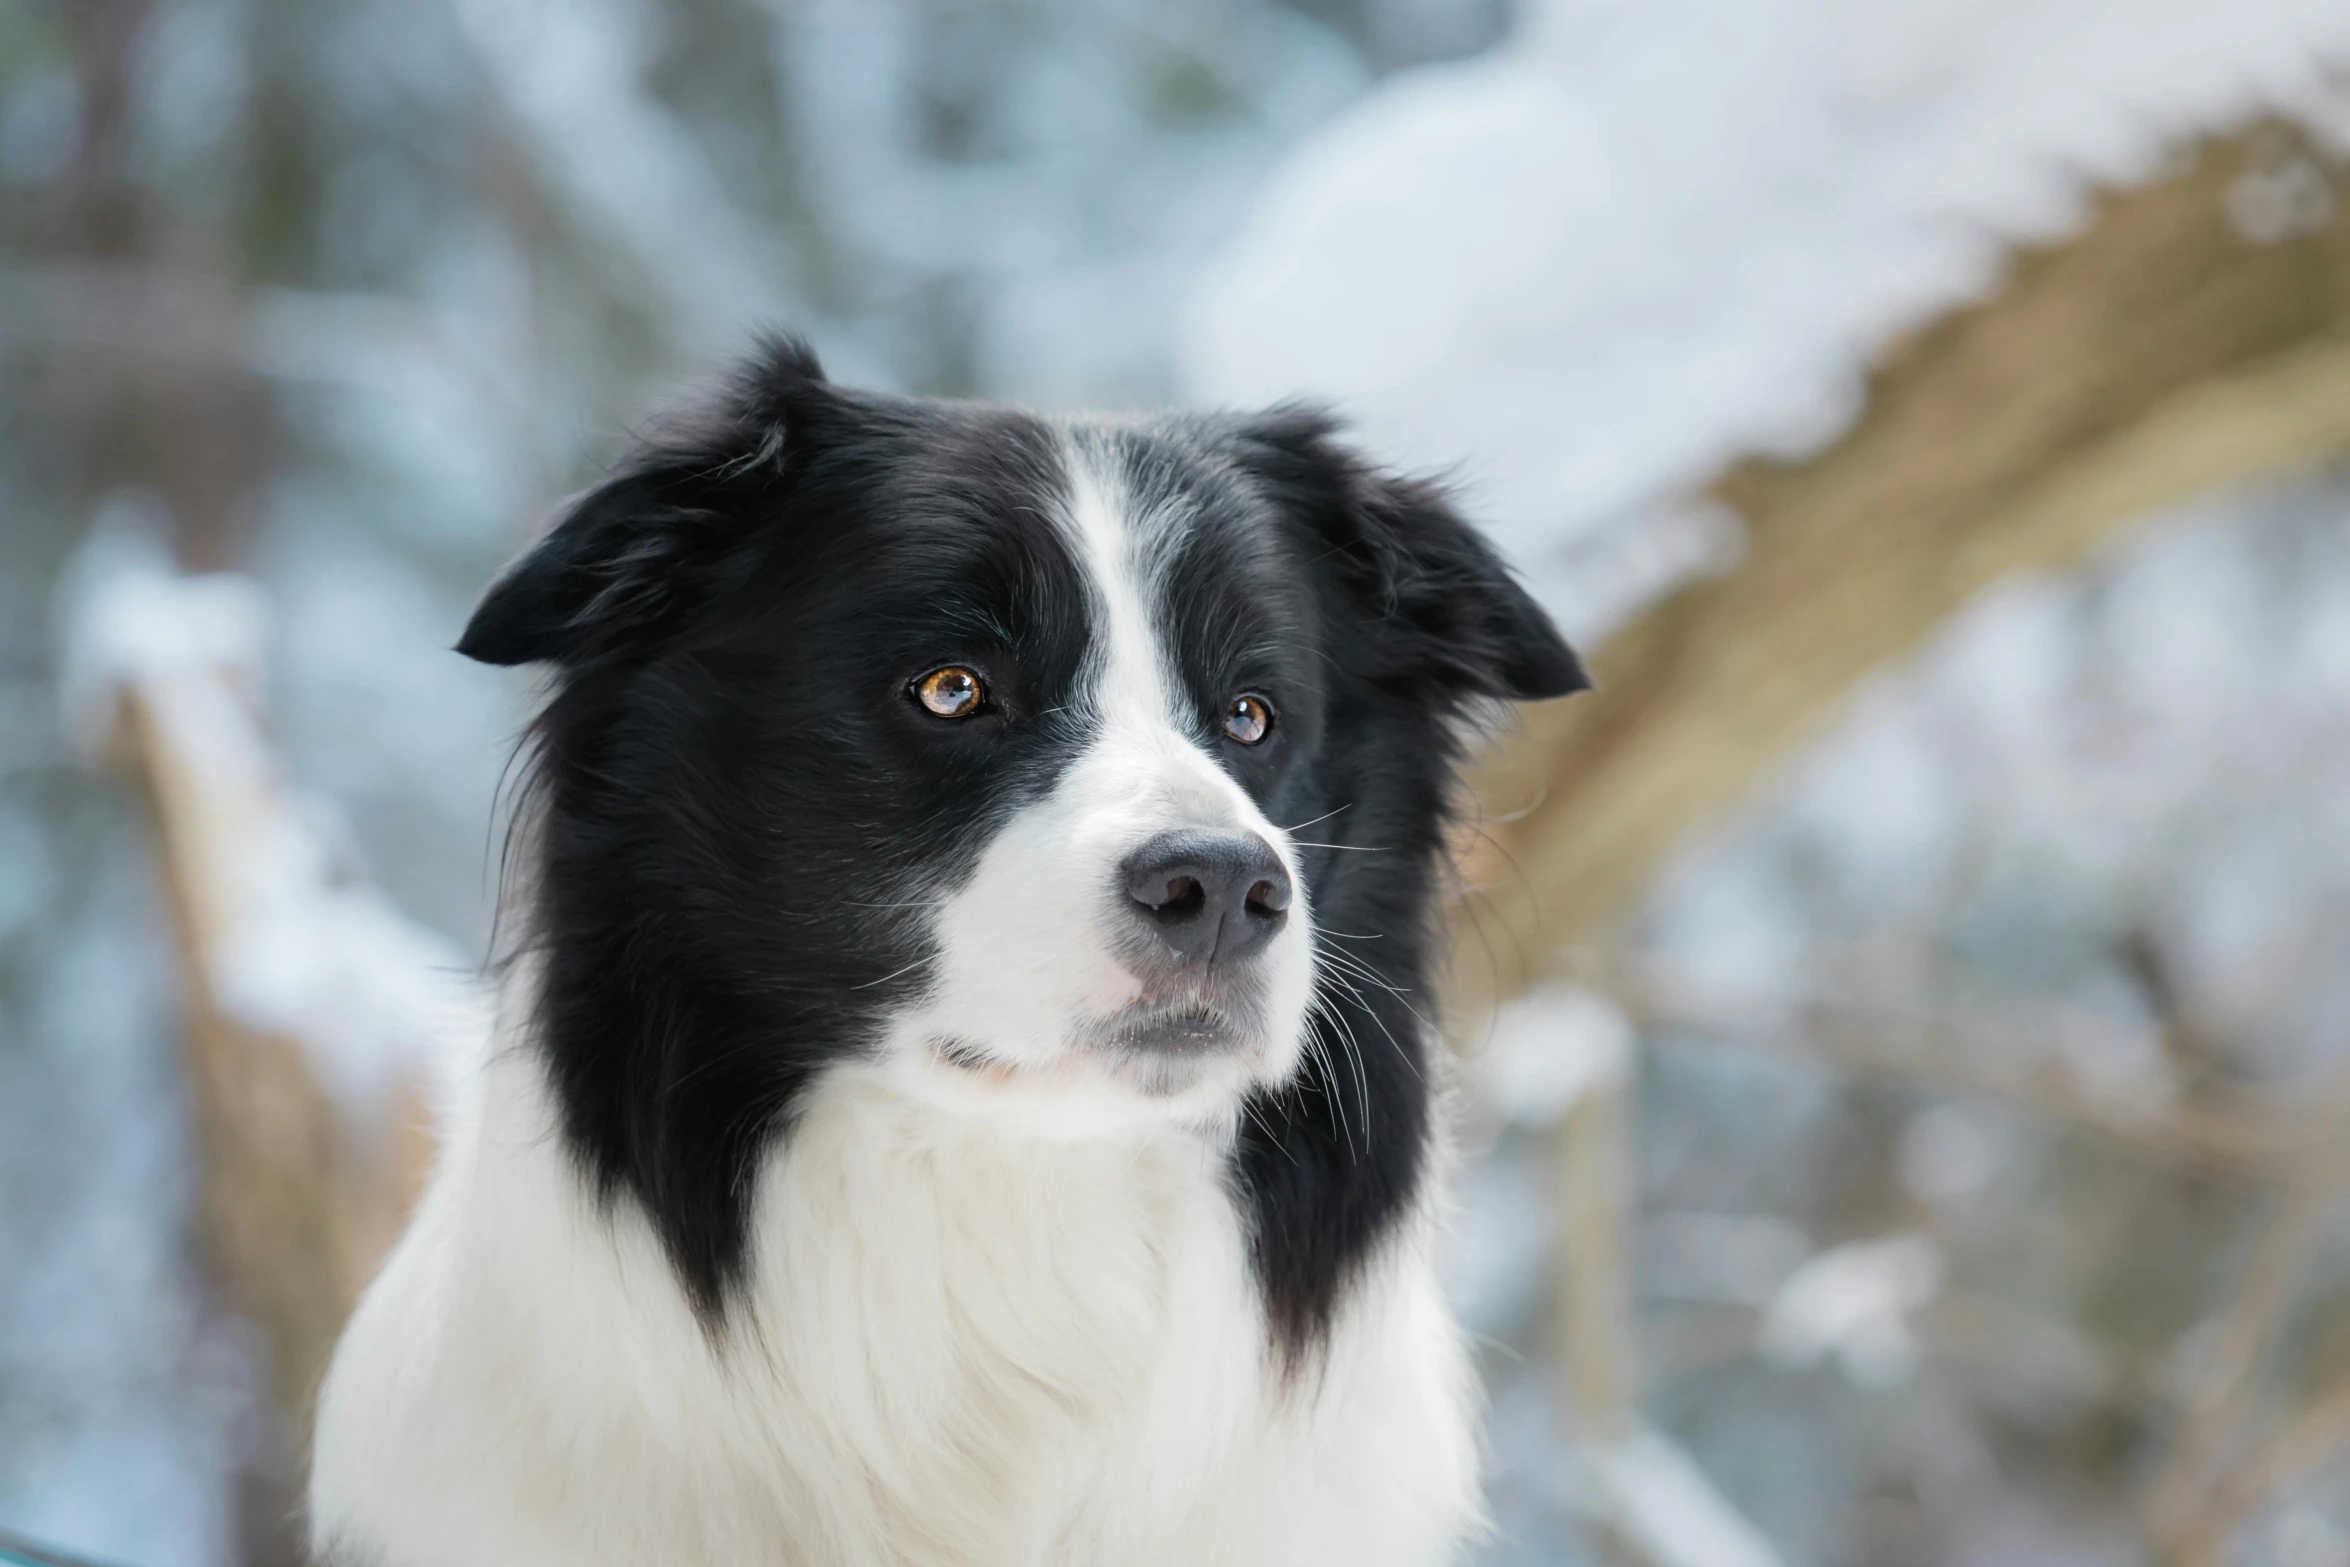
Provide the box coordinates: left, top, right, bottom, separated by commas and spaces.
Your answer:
1121, 830, 1292, 966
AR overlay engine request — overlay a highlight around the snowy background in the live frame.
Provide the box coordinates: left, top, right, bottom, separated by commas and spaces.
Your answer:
4, 1, 2349, 1563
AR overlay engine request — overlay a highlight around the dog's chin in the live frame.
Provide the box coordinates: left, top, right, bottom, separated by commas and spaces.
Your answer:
901, 995, 1299, 1137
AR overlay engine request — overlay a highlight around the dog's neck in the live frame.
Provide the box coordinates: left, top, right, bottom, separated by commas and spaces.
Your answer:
435, 1035, 1271, 1556
741, 1061, 1266, 1411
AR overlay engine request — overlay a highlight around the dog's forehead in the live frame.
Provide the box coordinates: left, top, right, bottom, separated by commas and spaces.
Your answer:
803, 407, 1071, 629
1060, 419, 1299, 608
835, 413, 1288, 638
760, 406, 1309, 728
852, 404, 1065, 548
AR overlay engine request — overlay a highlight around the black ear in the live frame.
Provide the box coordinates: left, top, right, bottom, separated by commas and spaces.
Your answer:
1234, 407, 1589, 702
456, 334, 831, 666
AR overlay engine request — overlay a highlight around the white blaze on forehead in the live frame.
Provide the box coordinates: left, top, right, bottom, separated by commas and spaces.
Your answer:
1048, 427, 1291, 850
1059, 433, 1190, 738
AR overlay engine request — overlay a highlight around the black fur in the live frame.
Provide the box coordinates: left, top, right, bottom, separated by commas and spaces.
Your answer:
1189, 409, 1585, 1354
463, 336, 1584, 1345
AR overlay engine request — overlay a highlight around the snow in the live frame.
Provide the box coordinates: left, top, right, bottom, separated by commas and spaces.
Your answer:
1478, 982, 1635, 1124
1897, 1101, 2013, 1207
1641, 1209, 1810, 1307
1757, 1231, 1945, 1391
1182, 0, 2350, 641
57, 521, 489, 1121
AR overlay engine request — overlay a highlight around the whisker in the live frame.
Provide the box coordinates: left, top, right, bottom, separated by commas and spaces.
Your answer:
1316, 944, 1415, 1000
1277, 803, 1354, 834
849, 956, 932, 990
1313, 955, 1430, 1080
1311, 990, 1374, 1151
1305, 996, 1363, 1159
1300, 1015, 1358, 1161
1352, 991, 1425, 1082
1338, 978, 1433, 1043
1325, 967, 1428, 1031
1240, 1097, 1302, 1168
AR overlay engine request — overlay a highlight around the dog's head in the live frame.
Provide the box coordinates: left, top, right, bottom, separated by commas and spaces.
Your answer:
465, 338, 1582, 1320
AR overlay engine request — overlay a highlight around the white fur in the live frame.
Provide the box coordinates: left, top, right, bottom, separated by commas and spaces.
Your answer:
309, 438, 1483, 1565
312, 1042, 1480, 1565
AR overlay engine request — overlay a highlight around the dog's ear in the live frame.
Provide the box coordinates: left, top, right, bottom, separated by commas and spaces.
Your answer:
1234, 406, 1589, 703
457, 335, 832, 667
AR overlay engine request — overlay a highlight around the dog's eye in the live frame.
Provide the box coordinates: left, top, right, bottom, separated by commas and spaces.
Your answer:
913, 666, 985, 719
1223, 693, 1273, 745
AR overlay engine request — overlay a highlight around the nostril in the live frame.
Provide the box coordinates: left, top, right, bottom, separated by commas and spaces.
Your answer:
1133, 868, 1208, 919
1245, 878, 1290, 917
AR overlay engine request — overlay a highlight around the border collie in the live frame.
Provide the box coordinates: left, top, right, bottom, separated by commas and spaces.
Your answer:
309, 337, 1584, 1566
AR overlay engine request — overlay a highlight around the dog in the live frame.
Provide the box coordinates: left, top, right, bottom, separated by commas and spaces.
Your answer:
307, 336, 1585, 1566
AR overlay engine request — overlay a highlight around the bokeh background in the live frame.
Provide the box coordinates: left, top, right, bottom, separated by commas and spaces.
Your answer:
4, 1, 2350, 1564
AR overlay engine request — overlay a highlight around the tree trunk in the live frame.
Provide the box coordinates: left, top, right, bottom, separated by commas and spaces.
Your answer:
1446, 125, 2350, 1030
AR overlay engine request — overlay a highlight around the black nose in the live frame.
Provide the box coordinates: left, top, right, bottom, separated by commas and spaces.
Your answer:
1120, 830, 1292, 967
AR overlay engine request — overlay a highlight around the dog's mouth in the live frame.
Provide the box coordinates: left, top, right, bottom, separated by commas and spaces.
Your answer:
1090, 1000, 1247, 1057
927, 997, 1262, 1101
1086, 997, 1264, 1100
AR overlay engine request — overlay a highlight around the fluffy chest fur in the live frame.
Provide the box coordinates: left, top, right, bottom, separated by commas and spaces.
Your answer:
308, 338, 1583, 1566
313, 1045, 1481, 1567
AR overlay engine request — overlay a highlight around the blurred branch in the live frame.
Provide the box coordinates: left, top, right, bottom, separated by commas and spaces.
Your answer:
1554, 1064, 1637, 1442
113, 685, 381, 1438
1540, 1017, 1787, 1566
1544, 1024, 1643, 1564
1445, 125, 2350, 1030
1612, 952, 2350, 1561
2143, 1073, 2350, 1565
2196, 1375, 2350, 1549
72, 560, 444, 1454
1623, 979, 2332, 1183
57, 0, 154, 254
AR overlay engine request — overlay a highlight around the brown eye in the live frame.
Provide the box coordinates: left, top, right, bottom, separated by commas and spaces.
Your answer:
914, 666, 985, 718
1223, 692, 1273, 745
